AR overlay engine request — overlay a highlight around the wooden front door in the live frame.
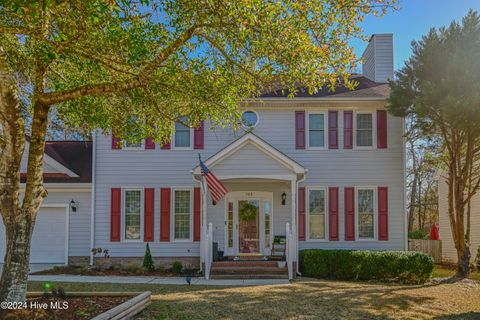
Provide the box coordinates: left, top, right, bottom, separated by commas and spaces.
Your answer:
238, 200, 260, 254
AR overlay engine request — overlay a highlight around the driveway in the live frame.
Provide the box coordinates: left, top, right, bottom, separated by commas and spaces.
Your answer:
0, 263, 59, 274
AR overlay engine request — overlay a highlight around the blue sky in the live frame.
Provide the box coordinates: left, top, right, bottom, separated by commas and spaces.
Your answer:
351, 0, 480, 71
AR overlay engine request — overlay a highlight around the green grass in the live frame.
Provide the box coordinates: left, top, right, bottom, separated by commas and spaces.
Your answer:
28, 278, 480, 320
433, 265, 480, 281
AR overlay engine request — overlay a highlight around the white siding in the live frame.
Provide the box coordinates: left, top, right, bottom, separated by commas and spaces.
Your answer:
438, 176, 480, 262
94, 103, 406, 257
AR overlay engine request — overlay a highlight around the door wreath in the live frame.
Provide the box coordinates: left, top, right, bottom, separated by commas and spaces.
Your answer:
239, 202, 258, 221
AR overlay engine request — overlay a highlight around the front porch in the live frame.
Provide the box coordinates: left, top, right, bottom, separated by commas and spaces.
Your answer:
192, 133, 307, 279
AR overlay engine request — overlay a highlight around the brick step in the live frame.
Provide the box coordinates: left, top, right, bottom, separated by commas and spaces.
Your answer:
210, 274, 289, 280
212, 261, 280, 268
211, 266, 288, 275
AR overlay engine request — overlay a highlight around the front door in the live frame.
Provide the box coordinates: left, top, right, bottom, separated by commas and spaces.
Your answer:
224, 191, 273, 257
238, 200, 260, 254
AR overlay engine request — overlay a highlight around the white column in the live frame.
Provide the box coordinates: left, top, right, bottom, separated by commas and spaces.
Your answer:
290, 179, 298, 272
200, 177, 208, 268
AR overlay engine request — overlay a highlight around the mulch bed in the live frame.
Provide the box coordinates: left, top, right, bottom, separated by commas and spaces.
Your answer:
33, 266, 200, 277
2, 295, 130, 320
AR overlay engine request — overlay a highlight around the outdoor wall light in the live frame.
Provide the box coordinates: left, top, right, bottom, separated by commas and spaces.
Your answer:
281, 192, 287, 205
70, 199, 79, 212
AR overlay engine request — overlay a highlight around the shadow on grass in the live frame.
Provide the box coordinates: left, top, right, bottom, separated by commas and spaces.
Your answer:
435, 312, 480, 320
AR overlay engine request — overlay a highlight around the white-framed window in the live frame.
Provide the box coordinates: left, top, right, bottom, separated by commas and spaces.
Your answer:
356, 187, 376, 240
307, 111, 327, 149
241, 110, 259, 128
123, 188, 143, 241
123, 140, 145, 150
354, 111, 376, 148
172, 188, 193, 241
173, 117, 193, 149
307, 187, 327, 241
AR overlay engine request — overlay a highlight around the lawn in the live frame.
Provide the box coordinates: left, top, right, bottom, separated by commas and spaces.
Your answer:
432, 265, 480, 282
28, 277, 480, 320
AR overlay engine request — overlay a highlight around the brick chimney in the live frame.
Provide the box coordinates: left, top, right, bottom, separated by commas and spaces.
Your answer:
362, 34, 394, 83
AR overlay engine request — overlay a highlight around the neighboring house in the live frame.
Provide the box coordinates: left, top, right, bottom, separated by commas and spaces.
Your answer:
1, 34, 406, 278
438, 174, 480, 263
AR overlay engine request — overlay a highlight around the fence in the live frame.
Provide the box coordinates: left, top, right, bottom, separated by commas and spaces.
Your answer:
408, 239, 442, 262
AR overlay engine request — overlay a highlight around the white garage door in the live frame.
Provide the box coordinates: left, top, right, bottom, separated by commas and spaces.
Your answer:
0, 207, 67, 264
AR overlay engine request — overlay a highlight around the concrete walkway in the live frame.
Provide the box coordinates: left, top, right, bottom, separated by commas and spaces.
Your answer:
28, 274, 290, 286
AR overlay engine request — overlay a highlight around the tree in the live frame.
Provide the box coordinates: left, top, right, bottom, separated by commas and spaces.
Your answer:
388, 10, 480, 278
0, 0, 397, 301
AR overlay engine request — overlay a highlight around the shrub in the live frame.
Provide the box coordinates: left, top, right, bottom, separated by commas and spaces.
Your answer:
408, 229, 429, 240
172, 261, 183, 274
300, 249, 434, 284
142, 243, 155, 272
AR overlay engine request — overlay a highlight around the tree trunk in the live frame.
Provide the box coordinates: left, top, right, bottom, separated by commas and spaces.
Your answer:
0, 208, 34, 303
0, 46, 49, 302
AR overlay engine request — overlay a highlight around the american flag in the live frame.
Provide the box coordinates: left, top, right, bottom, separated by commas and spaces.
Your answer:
200, 159, 228, 202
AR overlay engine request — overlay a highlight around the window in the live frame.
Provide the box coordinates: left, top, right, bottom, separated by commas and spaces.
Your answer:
308, 112, 326, 148
241, 110, 259, 128
174, 117, 192, 149
264, 200, 271, 248
173, 189, 192, 240
308, 188, 326, 240
356, 113, 373, 147
357, 188, 375, 239
124, 189, 142, 241
124, 140, 143, 149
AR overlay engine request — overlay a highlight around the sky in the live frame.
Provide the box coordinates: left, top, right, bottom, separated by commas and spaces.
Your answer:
351, 0, 480, 71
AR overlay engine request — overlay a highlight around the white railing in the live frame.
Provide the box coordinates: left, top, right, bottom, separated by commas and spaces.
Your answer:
204, 222, 213, 280
285, 222, 295, 280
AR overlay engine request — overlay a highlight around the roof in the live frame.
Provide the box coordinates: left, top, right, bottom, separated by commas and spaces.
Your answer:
21, 140, 92, 183
259, 75, 390, 99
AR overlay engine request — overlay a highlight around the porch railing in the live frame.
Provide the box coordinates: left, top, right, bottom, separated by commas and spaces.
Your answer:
285, 222, 294, 280
204, 222, 213, 280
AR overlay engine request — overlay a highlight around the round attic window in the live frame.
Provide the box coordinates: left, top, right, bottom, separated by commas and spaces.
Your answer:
241, 110, 259, 128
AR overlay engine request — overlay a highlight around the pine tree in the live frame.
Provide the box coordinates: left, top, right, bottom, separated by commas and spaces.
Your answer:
142, 243, 155, 272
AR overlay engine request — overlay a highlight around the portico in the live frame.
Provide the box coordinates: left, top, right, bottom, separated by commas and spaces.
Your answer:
192, 133, 307, 279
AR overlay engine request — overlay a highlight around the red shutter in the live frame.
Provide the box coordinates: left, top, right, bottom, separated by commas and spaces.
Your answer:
328, 187, 339, 241
194, 121, 204, 150
111, 135, 122, 149
145, 137, 155, 149
193, 187, 201, 241
161, 139, 171, 150
144, 188, 155, 242
378, 187, 389, 240
343, 111, 353, 149
160, 188, 171, 241
377, 110, 388, 149
110, 188, 121, 241
328, 111, 338, 149
298, 187, 306, 241
344, 187, 355, 241
295, 111, 306, 149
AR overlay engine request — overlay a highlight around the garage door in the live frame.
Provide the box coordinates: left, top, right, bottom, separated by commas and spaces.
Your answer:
0, 207, 67, 264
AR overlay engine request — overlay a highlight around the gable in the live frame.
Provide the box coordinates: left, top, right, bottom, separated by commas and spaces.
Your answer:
211, 142, 293, 177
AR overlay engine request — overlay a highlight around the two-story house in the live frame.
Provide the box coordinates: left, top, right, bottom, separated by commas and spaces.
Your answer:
2, 34, 405, 279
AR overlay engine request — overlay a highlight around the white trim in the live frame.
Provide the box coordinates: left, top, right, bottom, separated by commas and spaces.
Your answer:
244, 97, 387, 102
192, 133, 307, 175
122, 187, 144, 243
353, 111, 377, 150
123, 139, 145, 151
241, 110, 260, 129
355, 186, 378, 241
306, 111, 328, 150
89, 131, 96, 265
217, 174, 297, 181
305, 187, 329, 242
171, 187, 194, 242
